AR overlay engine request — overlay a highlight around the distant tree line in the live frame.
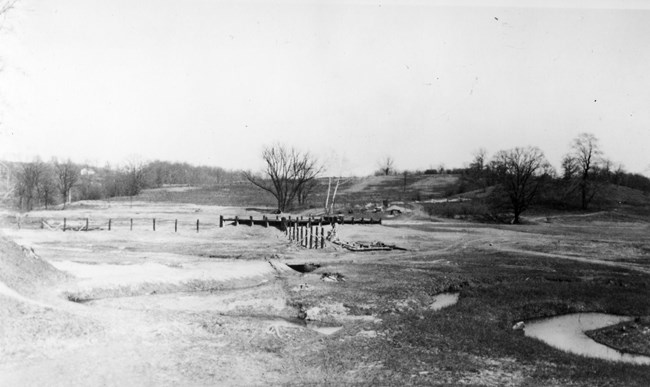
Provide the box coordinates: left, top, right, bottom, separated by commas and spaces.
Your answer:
8, 158, 241, 211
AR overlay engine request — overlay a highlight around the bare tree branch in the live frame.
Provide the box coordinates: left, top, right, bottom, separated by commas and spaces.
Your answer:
245, 144, 323, 212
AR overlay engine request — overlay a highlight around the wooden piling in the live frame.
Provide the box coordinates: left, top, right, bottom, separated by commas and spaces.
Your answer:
320, 227, 325, 248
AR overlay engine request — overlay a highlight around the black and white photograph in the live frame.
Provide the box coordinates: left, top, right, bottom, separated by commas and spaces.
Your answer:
1, 0, 649, 385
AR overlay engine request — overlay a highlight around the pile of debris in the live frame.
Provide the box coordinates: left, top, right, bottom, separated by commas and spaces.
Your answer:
331, 240, 406, 252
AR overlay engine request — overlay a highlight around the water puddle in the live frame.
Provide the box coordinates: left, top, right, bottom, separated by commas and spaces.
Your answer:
263, 317, 343, 335
429, 292, 460, 311
524, 313, 650, 365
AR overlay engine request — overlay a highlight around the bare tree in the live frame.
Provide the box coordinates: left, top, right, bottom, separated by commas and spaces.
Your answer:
0, 0, 16, 16
377, 156, 394, 176
54, 159, 79, 208
244, 144, 322, 212
123, 158, 148, 199
37, 166, 57, 210
564, 133, 603, 210
470, 148, 487, 171
14, 161, 43, 211
470, 148, 488, 191
490, 146, 552, 224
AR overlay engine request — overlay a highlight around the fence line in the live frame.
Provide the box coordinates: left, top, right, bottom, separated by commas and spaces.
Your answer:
283, 220, 327, 249
14, 215, 381, 234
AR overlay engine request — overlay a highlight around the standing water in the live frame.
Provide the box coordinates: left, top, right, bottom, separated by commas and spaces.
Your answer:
430, 293, 460, 311
524, 313, 650, 365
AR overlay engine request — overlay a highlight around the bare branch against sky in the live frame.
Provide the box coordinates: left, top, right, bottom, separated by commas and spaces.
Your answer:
0, 0, 648, 176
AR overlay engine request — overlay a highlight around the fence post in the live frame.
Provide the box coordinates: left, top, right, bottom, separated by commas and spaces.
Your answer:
108, 219, 111, 231
234, 216, 239, 226
41, 218, 44, 229
308, 223, 313, 249
196, 219, 200, 233
264, 216, 269, 228
219, 215, 223, 228
321, 226, 325, 248
175, 219, 178, 232
249, 216, 253, 227
130, 218, 133, 231
63, 218, 66, 232
85, 218, 89, 231
153, 218, 156, 231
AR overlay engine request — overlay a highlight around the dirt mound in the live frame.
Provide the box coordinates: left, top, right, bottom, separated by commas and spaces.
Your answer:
0, 232, 69, 296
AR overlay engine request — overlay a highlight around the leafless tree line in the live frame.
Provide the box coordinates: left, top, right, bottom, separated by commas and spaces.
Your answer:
9, 158, 240, 211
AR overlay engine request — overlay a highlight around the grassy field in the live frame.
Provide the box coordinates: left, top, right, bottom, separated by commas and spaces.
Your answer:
1, 183, 650, 385
124, 174, 461, 213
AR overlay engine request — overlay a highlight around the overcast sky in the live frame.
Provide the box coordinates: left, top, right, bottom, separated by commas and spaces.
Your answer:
1, 0, 649, 176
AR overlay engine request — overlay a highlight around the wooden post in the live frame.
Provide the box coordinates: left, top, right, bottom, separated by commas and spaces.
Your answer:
234, 216, 239, 226
108, 219, 112, 231
196, 219, 200, 233
130, 218, 133, 231
40, 218, 44, 229
351, 216, 354, 225
361, 217, 364, 224
309, 224, 313, 249
321, 226, 325, 248
63, 218, 66, 232
249, 216, 253, 227
219, 215, 223, 228
264, 216, 269, 228
153, 218, 156, 231
85, 218, 89, 231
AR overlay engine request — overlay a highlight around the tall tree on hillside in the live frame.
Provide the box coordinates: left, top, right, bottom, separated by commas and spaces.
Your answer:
377, 156, 394, 176
54, 159, 79, 208
490, 146, 552, 224
244, 144, 322, 212
564, 133, 603, 210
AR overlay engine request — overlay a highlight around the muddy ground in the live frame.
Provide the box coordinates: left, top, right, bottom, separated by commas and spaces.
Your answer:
1, 200, 650, 386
